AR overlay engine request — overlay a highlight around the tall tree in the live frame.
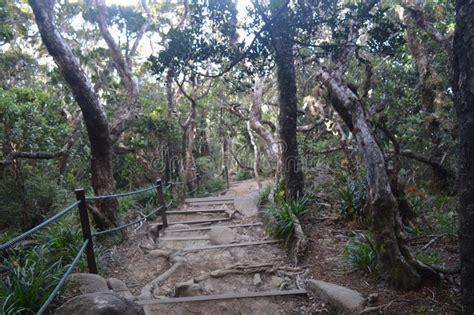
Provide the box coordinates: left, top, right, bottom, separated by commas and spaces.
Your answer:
453, 1, 474, 312
256, 0, 304, 199
29, 0, 117, 229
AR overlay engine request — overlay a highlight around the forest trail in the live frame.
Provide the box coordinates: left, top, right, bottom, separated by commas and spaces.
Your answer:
106, 179, 313, 314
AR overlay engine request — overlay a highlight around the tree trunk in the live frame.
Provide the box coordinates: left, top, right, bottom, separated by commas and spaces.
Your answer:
404, 12, 451, 192
29, 0, 116, 229
453, 2, 474, 312
249, 78, 281, 175
321, 69, 438, 289
269, 2, 304, 200
247, 120, 261, 188
183, 101, 197, 192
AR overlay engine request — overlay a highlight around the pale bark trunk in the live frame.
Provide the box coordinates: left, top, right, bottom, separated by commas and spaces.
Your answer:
453, 2, 474, 312
29, 0, 116, 229
249, 78, 281, 174
247, 120, 261, 189
95, 0, 150, 142
183, 102, 197, 192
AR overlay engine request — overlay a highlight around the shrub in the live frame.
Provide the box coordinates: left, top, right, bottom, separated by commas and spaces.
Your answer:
335, 176, 367, 220
236, 169, 252, 181
266, 196, 308, 245
202, 177, 225, 194
343, 232, 376, 272
258, 186, 272, 205
0, 245, 65, 314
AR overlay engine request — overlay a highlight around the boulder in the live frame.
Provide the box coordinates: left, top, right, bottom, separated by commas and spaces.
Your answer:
67, 273, 109, 295
55, 292, 144, 315
208, 226, 236, 245
306, 279, 365, 314
107, 278, 134, 300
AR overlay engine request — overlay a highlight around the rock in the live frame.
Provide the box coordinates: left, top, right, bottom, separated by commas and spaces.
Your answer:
55, 292, 144, 315
67, 273, 109, 295
175, 279, 202, 297
367, 292, 378, 305
107, 278, 134, 300
253, 273, 262, 286
306, 279, 365, 314
271, 276, 284, 288
234, 193, 259, 217
208, 226, 236, 245
146, 249, 170, 259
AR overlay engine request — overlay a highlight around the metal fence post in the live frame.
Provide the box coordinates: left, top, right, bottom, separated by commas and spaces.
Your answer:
155, 179, 168, 228
75, 189, 98, 274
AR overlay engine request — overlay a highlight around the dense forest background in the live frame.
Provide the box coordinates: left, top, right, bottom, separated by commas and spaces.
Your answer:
2, 0, 473, 313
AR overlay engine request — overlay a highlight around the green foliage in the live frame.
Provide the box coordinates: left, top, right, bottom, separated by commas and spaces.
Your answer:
266, 196, 308, 245
200, 177, 225, 195
343, 233, 376, 272
33, 222, 88, 271
335, 176, 368, 221
236, 169, 252, 181
415, 250, 441, 266
1, 245, 65, 314
258, 186, 272, 205
432, 210, 458, 240
0, 216, 107, 313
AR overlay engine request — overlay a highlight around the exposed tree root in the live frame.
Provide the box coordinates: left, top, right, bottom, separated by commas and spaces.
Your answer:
138, 254, 185, 300
288, 208, 308, 264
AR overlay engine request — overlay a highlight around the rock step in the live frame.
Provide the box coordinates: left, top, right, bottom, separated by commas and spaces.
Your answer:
160, 236, 209, 241
185, 197, 234, 203
137, 289, 307, 305
182, 240, 279, 252
165, 217, 231, 225
164, 223, 263, 233
167, 209, 227, 214
187, 201, 234, 207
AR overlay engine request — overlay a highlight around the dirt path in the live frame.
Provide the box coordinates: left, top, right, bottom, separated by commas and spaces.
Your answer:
104, 179, 313, 314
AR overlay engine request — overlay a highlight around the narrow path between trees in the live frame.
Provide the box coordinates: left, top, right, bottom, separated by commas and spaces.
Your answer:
105, 179, 314, 314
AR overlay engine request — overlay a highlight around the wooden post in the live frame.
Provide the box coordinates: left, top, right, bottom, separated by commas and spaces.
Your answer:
224, 166, 230, 189
196, 173, 200, 197
75, 189, 98, 274
155, 179, 168, 228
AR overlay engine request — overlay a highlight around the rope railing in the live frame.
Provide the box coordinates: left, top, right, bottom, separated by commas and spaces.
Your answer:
0, 200, 80, 251
37, 239, 89, 315
93, 204, 164, 237
0, 177, 173, 314
86, 184, 158, 201
0, 168, 229, 314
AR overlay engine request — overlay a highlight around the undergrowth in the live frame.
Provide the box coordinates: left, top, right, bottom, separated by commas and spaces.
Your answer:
258, 186, 272, 205
343, 232, 376, 272
0, 216, 105, 314
266, 196, 308, 245
335, 175, 368, 221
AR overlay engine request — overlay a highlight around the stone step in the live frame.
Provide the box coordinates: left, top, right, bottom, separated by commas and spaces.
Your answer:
187, 200, 234, 207
182, 240, 279, 252
167, 209, 227, 214
165, 217, 231, 225
165, 223, 263, 233
160, 236, 209, 241
185, 196, 234, 203
138, 289, 307, 305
